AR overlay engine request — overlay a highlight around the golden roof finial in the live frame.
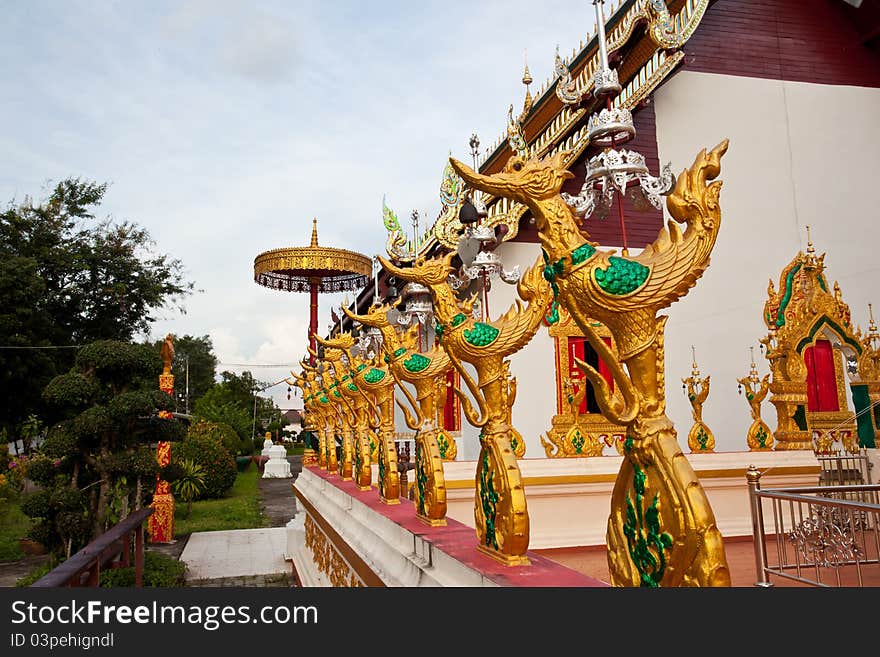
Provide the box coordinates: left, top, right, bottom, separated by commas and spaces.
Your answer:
310, 217, 319, 247
691, 345, 700, 378
868, 303, 879, 347
522, 49, 533, 116
803, 224, 817, 267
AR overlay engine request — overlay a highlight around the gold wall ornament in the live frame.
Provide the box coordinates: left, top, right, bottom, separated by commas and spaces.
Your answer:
313, 336, 373, 491
379, 252, 555, 566
854, 305, 880, 448
304, 514, 363, 587
344, 303, 451, 525
449, 141, 733, 587
760, 232, 865, 450
681, 347, 715, 453
541, 377, 605, 457
737, 348, 774, 451
542, 306, 626, 457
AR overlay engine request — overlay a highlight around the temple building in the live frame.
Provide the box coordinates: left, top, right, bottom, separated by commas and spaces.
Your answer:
344, 0, 880, 459
288, 0, 880, 587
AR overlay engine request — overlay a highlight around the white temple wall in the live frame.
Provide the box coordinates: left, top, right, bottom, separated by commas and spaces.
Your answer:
653, 70, 880, 453
487, 240, 556, 460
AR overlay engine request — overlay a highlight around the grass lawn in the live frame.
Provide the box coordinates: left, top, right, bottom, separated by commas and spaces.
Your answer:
173, 464, 268, 537
0, 498, 33, 561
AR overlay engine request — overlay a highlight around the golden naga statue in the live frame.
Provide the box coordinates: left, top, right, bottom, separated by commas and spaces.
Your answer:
681, 355, 715, 453
294, 360, 339, 474
380, 252, 554, 565
449, 141, 732, 587
308, 347, 356, 481
344, 344, 400, 504
313, 335, 373, 491
344, 303, 451, 525
737, 352, 774, 451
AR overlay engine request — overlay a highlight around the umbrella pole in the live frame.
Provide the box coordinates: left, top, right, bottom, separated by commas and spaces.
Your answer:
309, 277, 319, 364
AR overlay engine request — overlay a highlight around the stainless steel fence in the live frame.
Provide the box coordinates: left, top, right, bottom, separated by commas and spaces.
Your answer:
747, 464, 880, 587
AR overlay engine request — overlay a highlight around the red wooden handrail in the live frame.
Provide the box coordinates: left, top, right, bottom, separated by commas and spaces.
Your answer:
30, 507, 154, 588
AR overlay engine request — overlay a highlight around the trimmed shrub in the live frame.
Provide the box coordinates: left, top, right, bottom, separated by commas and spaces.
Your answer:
173, 426, 236, 500
99, 551, 186, 587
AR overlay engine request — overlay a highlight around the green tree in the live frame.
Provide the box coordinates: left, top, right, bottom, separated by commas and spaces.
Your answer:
193, 370, 281, 447
26, 339, 189, 553
0, 178, 194, 438
173, 423, 236, 500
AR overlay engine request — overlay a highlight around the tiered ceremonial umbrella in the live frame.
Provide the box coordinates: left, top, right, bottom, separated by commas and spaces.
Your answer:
254, 218, 372, 361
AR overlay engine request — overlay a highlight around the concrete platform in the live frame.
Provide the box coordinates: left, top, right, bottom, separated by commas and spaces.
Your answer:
179, 527, 290, 582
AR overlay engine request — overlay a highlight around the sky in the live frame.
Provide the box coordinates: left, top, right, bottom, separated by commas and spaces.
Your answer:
0, 0, 600, 409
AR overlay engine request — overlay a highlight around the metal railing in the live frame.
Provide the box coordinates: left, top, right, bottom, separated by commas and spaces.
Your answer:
747, 465, 880, 587
816, 448, 873, 487
30, 507, 153, 587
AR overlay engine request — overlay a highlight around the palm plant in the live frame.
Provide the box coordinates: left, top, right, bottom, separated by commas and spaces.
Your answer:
171, 458, 207, 519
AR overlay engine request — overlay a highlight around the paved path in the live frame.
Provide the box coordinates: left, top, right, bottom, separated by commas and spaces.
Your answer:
178, 455, 302, 586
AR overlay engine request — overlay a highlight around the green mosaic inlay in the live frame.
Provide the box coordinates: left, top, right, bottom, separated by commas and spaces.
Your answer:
393, 347, 407, 358
347, 383, 358, 392
464, 322, 499, 347
434, 322, 444, 342
403, 353, 431, 373
571, 243, 596, 265
572, 431, 585, 454
341, 374, 350, 382
594, 256, 649, 295
451, 313, 467, 328
437, 432, 449, 459
775, 262, 801, 327
378, 446, 386, 497
357, 363, 367, 371
544, 299, 560, 325
332, 390, 341, 398
623, 463, 673, 588
755, 425, 769, 449
319, 395, 329, 404
478, 447, 499, 550
696, 425, 709, 450
415, 442, 427, 516
364, 368, 386, 384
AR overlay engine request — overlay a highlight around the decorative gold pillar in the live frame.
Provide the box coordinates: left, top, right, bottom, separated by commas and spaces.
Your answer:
681, 347, 714, 453
737, 348, 774, 450
148, 333, 175, 544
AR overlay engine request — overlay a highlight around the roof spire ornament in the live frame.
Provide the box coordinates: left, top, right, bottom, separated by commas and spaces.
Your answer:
522, 49, 534, 116
868, 303, 879, 350
804, 224, 818, 267
310, 217, 319, 247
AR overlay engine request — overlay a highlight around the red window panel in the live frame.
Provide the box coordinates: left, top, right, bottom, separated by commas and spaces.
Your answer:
442, 369, 460, 431
804, 340, 839, 412
568, 336, 614, 415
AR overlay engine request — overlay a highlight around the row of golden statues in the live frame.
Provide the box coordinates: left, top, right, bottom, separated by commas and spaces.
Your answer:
292, 141, 735, 586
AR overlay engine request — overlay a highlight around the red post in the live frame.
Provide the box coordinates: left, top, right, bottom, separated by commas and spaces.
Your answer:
149, 334, 175, 543
309, 278, 319, 364
121, 534, 131, 568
